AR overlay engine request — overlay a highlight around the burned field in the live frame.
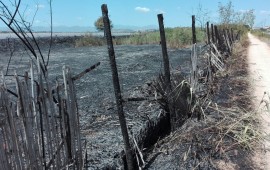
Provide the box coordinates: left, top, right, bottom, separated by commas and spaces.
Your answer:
0, 38, 193, 169
0, 26, 260, 169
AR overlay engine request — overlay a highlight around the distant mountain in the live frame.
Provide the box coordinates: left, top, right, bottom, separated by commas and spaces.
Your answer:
0, 25, 159, 33
113, 24, 158, 31
31, 26, 95, 33
0, 26, 93, 33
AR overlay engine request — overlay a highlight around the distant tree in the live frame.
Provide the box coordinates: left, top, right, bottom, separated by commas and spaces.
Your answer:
242, 9, 255, 29
218, 1, 255, 29
218, 1, 235, 27
196, 3, 211, 30
94, 16, 113, 31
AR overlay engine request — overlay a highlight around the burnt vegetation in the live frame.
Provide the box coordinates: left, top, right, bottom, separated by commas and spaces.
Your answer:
0, 0, 259, 170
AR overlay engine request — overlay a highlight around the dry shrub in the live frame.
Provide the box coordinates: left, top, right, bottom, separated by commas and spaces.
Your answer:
239, 34, 249, 48
154, 74, 195, 128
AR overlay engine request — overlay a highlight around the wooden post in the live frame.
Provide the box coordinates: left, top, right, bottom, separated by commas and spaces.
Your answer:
158, 14, 171, 90
221, 29, 226, 47
101, 4, 135, 170
236, 30, 240, 40
207, 22, 212, 84
211, 24, 215, 44
158, 14, 175, 131
214, 25, 219, 45
192, 15, 196, 44
227, 29, 233, 46
231, 28, 234, 42
206, 22, 210, 44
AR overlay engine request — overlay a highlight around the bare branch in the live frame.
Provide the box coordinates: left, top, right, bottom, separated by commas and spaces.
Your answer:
8, 0, 20, 26
47, 0, 53, 67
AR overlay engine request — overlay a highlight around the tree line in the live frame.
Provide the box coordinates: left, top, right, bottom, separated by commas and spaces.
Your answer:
93, 1, 256, 31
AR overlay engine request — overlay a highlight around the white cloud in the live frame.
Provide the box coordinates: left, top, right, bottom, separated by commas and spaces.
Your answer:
260, 10, 270, 15
135, 7, 150, 13
35, 4, 45, 9
239, 9, 248, 13
76, 17, 83, 21
155, 9, 166, 14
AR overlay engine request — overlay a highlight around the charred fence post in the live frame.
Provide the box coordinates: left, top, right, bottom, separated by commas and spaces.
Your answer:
192, 15, 196, 44
157, 14, 176, 131
101, 4, 135, 170
228, 29, 233, 45
222, 29, 227, 51
227, 29, 233, 48
190, 15, 198, 90
214, 25, 219, 47
236, 30, 240, 41
231, 28, 234, 42
158, 14, 171, 92
206, 22, 212, 84
211, 24, 215, 44
206, 22, 210, 44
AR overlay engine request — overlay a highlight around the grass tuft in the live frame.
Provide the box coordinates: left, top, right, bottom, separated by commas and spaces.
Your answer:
75, 27, 206, 48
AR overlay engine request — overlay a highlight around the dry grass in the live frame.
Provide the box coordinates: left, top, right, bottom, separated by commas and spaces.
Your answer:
169, 105, 261, 151
147, 104, 263, 169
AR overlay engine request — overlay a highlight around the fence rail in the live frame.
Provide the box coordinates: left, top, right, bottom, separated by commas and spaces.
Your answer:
0, 65, 84, 169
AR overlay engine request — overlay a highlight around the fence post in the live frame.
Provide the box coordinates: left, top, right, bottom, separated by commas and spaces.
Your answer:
101, 4, 135, 170
158, 14, 171, 90
192, 15, 196, 44
214, 25, 219, 45
227, 29, 233, 46
211, 24, 215, 44
157, 14, 176, 131
206, 22, 210, 44
230, 28, 234, 42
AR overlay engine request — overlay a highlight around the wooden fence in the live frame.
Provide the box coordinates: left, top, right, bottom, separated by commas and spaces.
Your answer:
0, 64, 84, 169
101, 4, 239, 169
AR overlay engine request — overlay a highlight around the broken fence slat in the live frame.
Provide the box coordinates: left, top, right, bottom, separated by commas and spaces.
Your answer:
210, 52, 224, 71
72, 62, 100, 81
211, 43, 223, 60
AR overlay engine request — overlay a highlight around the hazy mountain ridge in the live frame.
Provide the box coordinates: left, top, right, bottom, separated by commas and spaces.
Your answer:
0, 25, 158, 33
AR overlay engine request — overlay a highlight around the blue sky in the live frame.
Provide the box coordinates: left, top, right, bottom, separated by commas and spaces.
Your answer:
2, 0, 270, 28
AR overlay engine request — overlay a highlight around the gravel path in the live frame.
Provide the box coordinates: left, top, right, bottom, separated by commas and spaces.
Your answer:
248, 33, 270, 170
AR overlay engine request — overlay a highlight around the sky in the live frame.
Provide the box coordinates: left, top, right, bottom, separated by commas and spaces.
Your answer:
1, 0, 270, 29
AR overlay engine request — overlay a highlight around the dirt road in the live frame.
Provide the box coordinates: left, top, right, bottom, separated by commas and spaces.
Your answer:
248, 33, 270, 169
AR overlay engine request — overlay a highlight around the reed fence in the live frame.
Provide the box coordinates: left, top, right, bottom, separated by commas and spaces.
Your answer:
0, 64, 84, 169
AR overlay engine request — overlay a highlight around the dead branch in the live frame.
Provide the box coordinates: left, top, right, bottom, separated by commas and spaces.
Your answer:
8, 0, 21, 26
123, 96, 162, 102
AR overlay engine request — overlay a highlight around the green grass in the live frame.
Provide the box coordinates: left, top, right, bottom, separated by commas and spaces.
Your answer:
75, 34, 105, 47
118, 27, 206, 48
75, 27, 207, 48
251, 29, 270, 39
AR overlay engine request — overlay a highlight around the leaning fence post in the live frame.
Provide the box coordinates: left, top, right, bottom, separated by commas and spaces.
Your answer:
101, 4, 135, 170
192, 15, 196, 44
